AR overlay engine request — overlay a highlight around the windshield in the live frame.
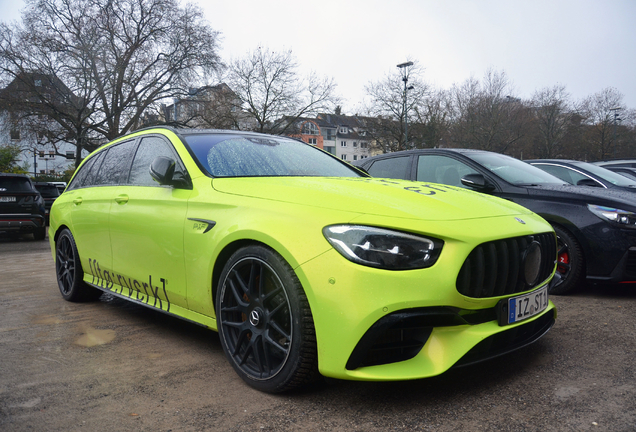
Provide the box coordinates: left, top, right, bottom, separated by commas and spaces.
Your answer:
572, 161, 636, 187
468, 152, 566, 186
183, 134, 363, 178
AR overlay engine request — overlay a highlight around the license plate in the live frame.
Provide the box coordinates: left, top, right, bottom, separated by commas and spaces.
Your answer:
0, 196, 16, 202
500, 285, 549, 325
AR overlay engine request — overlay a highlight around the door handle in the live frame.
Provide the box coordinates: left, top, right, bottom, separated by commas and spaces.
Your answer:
115, 195, 129, 204
73, 198, 83, 205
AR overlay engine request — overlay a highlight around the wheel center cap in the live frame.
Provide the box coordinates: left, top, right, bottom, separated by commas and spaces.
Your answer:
249, 309, 262, 327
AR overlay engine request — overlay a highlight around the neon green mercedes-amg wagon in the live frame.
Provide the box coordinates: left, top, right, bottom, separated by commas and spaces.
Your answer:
50, 127, 557, 392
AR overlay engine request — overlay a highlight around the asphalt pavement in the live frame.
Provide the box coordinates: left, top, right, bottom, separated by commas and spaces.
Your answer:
1, 233, 635, 431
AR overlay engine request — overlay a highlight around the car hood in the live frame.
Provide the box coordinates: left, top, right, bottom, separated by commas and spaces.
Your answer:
527, 184, 636, 210
212, 177, 534, 221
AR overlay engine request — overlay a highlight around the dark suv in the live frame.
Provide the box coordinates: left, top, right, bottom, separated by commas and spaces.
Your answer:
0, 173, 47, 240
34, 182, 61, 225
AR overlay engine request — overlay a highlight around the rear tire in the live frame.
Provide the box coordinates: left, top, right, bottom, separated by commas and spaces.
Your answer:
216, 245, 319, 393
55, 228, 102, 302
550, 225, 584, 295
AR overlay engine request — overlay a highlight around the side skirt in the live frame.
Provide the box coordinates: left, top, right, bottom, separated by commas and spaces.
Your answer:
84, 274, 218, 331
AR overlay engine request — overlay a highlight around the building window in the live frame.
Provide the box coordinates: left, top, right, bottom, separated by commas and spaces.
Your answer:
339, 127, 348, 134
10, 128, 20, 141
302, 122, 319, 135
353, 155, 358, 161
353, 142, 357, 147
308, 138, 317, 145
341, 154, 347, 161
361, 142, 368, 149
340, 141, 347, 147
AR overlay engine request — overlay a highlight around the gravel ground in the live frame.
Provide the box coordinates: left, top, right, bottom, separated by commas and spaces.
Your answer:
1, 232, 635, 432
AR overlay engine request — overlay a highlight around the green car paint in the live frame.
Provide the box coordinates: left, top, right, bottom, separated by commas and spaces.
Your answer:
50, 127, 557, 392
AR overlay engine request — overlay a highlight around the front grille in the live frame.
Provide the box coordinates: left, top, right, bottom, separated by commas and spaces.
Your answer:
456, 232, 556, 298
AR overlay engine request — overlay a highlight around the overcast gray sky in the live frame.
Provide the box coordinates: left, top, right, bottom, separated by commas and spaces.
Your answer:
2, 0, 635, 111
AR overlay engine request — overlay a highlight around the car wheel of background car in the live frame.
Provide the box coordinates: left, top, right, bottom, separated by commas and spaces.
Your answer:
216, 245, 319, 393
33, 226, 46, 241
55, 228, 102, 302
550, 225, 584, 295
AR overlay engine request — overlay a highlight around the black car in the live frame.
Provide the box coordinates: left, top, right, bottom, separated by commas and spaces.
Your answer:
602, 166, 636, 182
527, 159, 636, 192
0, 173, 47, 240
593, 161, 636, 182
355, 149, 636, 294
34, 182, 61, 224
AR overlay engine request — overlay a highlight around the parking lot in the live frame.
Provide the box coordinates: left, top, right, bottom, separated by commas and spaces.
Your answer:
1, 234, 635, 432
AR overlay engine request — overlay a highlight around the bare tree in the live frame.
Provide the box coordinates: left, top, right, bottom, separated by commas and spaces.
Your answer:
447, 70, 530, 154
529, 85, 573, 158
0, 0, 221, 165
225, 47, 338, 134
578, 87, 628, 160
364, 61, 430, 152
411, 88, 451, 149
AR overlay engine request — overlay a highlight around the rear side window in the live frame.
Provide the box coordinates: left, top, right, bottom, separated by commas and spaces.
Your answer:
128, 136, 183, 186
93, 140, 136, 186
367, 156, 410, 180
67, 151, 104, 190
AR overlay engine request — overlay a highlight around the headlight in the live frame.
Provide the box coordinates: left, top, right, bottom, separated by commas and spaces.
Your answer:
323, 225, 443, 270
588, 204, 636, 228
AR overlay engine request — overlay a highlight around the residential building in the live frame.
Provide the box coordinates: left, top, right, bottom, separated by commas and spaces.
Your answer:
0, 73, 81, 175
160, 83, 255, 131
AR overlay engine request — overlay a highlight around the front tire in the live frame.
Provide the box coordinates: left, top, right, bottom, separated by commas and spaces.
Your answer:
55, 228, 101, 302
550, 225, 584, 295
216, 245, 319, 393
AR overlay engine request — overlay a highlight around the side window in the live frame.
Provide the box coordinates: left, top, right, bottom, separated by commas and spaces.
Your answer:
416, 155, 478, 188
367, 156, 410, 180
67, 151, 105, 190
128, 136, 184, 187
93, 140, 136, 186
534, 164, 593, 186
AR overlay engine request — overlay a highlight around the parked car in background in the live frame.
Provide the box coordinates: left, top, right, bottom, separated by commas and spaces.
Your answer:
34, 182, 61, 224
50, 181, 67, 194
593, 159, 636, 169
50, 127, 558, 392
527, 159, 636, 192
593, 161, 636, 182
0, 173, 47, 240
601, 166, 636, 182
355, 149, 636, 295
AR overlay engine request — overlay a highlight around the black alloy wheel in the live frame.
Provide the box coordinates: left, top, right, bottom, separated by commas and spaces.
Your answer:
550, 225, 584, 295
55, 228, 101, 302
217, 245, 318, 393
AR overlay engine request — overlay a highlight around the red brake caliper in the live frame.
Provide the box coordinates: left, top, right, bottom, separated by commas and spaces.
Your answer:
557, 252, 570, 274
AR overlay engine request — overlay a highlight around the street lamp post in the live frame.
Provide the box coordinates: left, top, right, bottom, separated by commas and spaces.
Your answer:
610, 107, 622, 158
397, 61, 413, 148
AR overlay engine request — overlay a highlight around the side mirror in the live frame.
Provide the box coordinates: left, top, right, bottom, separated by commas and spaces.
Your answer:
576, 178, 602, 187
461, 173, 495, 191
150, 156, 177, 186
